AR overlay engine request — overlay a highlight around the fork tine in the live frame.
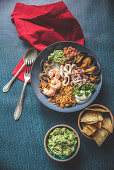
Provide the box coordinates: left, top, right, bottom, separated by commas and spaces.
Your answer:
27, 61, 29, 74
29, 63, 31, 74
29, 61, 32, 74
29, 60, 32, 72
25, 63, 28, 74
27, 60, 30, 74
26, 60, 33, 75
30, 60, 33, 72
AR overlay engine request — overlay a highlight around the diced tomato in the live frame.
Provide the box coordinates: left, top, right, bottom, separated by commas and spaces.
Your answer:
74, 52, 77, 56
64, 47, 67, 51
70, 53, 74, 57
64, 51, 68, 55
68, 47, 73, 51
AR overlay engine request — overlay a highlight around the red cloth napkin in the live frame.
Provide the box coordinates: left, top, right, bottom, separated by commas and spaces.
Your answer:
11, 1, 84, 81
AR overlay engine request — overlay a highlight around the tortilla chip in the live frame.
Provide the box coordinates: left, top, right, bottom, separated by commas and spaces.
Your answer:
93, 128, 110, 147
85, 121, 98, 124
93, 122, 102, 129
85, 108, 109, 113
80, 111, 103, 123
82, 124, 93, 136
97, 113, 103, 121
85, 124, 97, 134
102, 117, 113, 133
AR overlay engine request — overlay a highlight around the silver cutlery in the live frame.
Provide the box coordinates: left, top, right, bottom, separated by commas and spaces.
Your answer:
3, 47, 37, 93
14, 60, 32, 120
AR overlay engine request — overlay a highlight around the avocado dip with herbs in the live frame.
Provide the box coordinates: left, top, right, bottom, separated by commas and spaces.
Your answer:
48, 50, 65, 64
47, 127, 78, 159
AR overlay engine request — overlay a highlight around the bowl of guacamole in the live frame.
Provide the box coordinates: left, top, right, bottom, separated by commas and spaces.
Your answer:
44, 125, 80, 162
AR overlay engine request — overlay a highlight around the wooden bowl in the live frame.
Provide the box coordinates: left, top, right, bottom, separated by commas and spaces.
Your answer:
78, 104, 113, 140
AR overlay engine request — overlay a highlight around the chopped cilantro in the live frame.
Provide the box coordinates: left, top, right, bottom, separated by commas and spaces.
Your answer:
73, 83, 96, 96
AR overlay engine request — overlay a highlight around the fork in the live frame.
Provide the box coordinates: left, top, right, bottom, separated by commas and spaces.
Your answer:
14, 60, 32, 120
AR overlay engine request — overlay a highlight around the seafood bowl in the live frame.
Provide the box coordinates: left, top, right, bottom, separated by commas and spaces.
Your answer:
31, 41, 102, 112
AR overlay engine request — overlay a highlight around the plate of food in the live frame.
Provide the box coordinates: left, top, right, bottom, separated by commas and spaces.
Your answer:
31, 41, 102, 112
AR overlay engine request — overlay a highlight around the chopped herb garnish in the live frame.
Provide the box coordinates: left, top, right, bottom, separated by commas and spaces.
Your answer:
73, 89, 84, 96
85, 91, 90, 96
72, 57, 76, 64
74, 83, 78, 87
73, 83, 96, 96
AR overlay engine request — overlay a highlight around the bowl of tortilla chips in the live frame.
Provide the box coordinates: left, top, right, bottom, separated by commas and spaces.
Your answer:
78, 104, 113, 147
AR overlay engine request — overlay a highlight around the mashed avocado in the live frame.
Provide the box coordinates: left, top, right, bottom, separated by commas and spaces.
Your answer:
47, 127, 78, 159
48, 50, 65, 63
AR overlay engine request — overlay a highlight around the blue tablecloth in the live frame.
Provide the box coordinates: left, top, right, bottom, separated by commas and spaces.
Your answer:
0, 0, 114, 169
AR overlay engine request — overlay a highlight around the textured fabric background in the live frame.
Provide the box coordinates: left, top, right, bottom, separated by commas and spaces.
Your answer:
0, 0, 114, 170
